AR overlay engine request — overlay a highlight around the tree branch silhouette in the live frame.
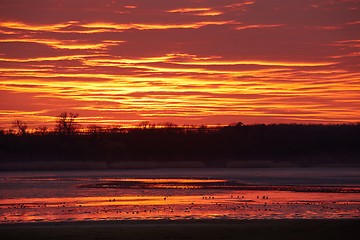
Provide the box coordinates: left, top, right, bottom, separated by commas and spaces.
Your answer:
56, 112, 79, 135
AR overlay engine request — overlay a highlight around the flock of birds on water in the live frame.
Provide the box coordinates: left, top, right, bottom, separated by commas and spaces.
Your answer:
2, 193, 357, 222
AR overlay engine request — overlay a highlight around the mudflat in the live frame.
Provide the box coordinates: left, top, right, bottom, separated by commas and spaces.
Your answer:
1, 219, 359, 240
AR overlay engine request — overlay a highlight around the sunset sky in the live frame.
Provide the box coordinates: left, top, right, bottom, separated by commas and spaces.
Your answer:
0, 0, 359, 128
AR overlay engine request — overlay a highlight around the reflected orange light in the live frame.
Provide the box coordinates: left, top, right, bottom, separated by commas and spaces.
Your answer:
108, 178, 227, 183
1, 190, 360, 223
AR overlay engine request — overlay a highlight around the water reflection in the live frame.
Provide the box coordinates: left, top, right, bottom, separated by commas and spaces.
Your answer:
1, 175, 360, 223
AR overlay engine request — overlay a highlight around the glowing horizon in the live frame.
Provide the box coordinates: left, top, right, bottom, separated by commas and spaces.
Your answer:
1, 0, 359, 129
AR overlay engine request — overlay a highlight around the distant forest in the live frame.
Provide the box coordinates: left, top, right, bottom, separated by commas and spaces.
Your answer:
1, 113, 359, 169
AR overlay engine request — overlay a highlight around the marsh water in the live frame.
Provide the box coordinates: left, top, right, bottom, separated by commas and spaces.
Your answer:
1, 168, 359, 223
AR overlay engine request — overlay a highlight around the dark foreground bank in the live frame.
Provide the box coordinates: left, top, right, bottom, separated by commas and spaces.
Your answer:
1, 219, 359, 240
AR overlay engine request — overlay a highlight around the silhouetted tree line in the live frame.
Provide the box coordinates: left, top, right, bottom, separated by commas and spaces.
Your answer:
0, 114, 359, 167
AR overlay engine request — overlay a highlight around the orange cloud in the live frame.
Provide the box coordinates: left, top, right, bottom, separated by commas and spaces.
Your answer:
0, 39, 124, 50
167, 8, 223, 16
0, 21, 72, 31
235, 24, 284, 30
80, 21, 234, 31
0, 0, 359, 128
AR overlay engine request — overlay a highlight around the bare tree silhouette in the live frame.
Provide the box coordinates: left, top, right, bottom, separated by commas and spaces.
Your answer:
12, 120, 28, 135
35, 126, 48, 136
138, 121, 154, 129
163, 122, 178, 128
56, 112, 79, 135
87, 125, 103, 136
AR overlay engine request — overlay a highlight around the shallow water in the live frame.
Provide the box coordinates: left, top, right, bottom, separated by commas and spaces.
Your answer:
1, 168, 359, 223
